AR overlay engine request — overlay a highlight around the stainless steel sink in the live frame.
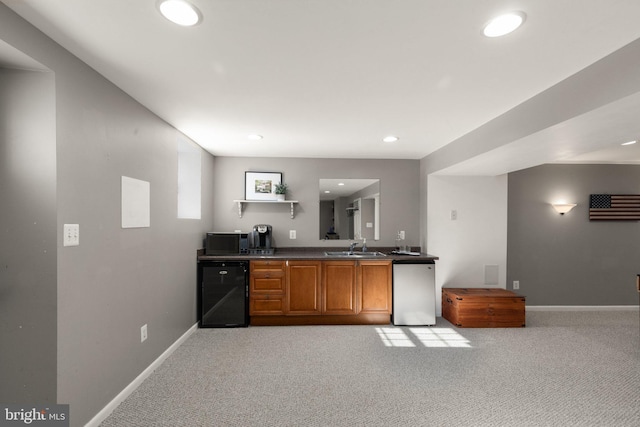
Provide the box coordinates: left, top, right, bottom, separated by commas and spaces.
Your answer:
324, 251, 387, 258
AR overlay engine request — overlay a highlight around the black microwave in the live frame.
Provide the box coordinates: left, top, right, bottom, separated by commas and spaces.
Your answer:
205, 233, 249, 255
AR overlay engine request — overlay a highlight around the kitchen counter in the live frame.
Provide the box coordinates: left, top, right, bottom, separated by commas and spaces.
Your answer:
197, 247, 438, 262
197, 247, 438, 327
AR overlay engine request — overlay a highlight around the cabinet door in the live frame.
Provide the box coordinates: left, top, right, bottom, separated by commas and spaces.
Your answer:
322, 261, 358, 315
358, 260, 392, 314
287, 261, 322, 315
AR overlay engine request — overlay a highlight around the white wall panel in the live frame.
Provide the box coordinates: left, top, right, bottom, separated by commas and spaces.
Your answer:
427, 175, 508, 315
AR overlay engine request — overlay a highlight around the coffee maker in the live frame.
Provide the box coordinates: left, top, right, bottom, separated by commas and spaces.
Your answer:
249, 224, 273, 254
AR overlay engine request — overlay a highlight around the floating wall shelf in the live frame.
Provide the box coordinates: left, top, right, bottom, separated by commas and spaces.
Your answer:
233, 200, 299, 219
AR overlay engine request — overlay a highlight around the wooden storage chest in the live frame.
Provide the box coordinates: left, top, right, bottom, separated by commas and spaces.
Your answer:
442, 288, 525, 328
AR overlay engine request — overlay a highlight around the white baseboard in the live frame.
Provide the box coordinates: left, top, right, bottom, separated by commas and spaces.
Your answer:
85, 323, 199, 427
526, 305, 639, 311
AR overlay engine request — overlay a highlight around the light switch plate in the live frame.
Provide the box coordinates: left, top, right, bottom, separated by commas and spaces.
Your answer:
63, 224, 79, 247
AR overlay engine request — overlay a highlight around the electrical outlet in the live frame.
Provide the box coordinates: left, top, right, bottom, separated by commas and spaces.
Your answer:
513, 280, 520, 290
289, 230, 296, 239
141, 324, 148, 343
450, 210, 458, 220
398, 230, 405, 240
63, 224, 80, 247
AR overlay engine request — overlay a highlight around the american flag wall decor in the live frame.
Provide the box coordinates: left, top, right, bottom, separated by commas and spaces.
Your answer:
589, 194, 640, 220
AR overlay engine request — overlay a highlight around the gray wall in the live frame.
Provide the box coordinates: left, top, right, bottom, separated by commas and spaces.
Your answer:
1, 5, 215, 426
212, 157, 420, 248
0, 68, 57, 402
319, 200, 334, 238
348, 181, 379, 241
507, 164, 640, 305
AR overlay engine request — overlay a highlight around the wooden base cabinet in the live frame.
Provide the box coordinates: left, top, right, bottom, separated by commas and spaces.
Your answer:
250, 259, 392, 325
249, 260, 286, 316
359, 260, 392, 314
286, 261, 322, 315
323, 261, 358, 315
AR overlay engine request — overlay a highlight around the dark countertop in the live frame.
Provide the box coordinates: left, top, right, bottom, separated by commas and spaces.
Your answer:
197, 247, 438, 262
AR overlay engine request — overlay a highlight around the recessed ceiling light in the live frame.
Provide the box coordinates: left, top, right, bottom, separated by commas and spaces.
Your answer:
247, 134, 263, 141
338, 182, 345, 186
383, 136, 399, 143
158, 0, 202, 27
483, 12, 526, 37
621, 140, 637, 146
324, 190, 331, 194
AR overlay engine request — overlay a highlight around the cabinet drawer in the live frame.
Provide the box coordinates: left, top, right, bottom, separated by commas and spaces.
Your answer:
251, 260, 285, 271
251, 269, 285, 278
250, 295, 285, 315
251, 277, 285, 293
250, 260, 286, 294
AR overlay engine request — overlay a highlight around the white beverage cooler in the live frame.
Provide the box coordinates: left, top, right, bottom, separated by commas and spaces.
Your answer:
392, 260, 436, 326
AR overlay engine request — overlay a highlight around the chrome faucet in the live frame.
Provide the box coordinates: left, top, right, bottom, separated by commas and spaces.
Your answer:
348, 241, 358, 254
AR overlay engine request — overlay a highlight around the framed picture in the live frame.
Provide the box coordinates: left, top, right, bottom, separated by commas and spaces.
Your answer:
245, 171, 282, 201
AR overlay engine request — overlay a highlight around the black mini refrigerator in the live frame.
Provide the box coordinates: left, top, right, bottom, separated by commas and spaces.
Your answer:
198, 261, 249, 327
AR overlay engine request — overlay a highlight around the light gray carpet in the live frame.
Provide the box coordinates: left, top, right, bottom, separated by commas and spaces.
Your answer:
100, 311, 640, 426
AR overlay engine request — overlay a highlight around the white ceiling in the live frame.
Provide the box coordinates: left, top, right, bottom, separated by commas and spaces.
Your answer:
4, 0, 640, 175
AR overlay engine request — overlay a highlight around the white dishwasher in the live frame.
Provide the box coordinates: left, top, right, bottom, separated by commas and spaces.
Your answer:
392, 260, 436, 326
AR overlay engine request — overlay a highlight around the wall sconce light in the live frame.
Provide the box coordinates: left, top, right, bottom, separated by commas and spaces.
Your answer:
551, 203, 577, 215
